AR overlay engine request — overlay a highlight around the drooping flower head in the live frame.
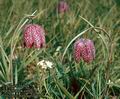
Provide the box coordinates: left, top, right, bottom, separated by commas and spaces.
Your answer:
74, 38, 95, 63
58, 0, 69, 13
23, 24, 45, 48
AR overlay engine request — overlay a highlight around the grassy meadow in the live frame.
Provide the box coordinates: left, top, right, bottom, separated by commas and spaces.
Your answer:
0, 0, 120, 98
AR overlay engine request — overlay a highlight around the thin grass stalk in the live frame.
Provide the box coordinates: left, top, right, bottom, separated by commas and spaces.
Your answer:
10, 10, 37, 85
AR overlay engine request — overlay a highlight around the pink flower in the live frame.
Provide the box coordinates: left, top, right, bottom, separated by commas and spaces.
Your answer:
23, 24, 45, 48
58, 0, 69, 13
74, 38, 95, 63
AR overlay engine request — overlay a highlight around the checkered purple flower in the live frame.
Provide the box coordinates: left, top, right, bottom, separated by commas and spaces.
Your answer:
23, 24, 45, 48
58, 0, 69, 13
74, 38, 95, 63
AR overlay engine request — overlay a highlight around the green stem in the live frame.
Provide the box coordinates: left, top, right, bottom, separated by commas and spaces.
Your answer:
10, 10, 37, 84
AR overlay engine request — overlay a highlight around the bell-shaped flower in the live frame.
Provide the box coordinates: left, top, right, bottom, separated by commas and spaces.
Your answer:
74, 38, 95, 63
23, 24, 45, 48
58, 0, 69, 13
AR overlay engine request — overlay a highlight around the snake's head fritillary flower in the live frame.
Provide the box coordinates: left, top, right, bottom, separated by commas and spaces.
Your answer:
23, 24, 45, 48
58, 0, 69, 13
74, 38, 95, 63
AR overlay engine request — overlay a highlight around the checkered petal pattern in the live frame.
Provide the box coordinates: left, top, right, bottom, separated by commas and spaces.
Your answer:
23, 24, 45, 48
74, 38, 95, 63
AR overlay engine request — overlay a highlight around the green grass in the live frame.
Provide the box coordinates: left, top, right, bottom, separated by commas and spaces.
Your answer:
0, 0, 120, 98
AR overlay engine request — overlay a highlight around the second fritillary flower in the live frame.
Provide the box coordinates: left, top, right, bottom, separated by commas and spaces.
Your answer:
74, 38, 95, 63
